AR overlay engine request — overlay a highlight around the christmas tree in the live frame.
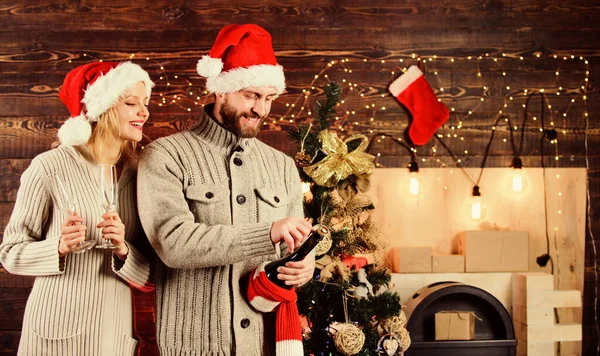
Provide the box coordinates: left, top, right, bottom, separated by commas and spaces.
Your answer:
289, 83, 411, 356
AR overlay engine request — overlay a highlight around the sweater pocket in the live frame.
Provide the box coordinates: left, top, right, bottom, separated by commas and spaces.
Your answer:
184, 183, 230, 224
29, 329, 82, 355
255, 187, 288, 221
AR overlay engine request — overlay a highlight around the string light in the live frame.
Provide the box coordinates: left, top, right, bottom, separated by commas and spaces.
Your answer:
67, 51, 588, 172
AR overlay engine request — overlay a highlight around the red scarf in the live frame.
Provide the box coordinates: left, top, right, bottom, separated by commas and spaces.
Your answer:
247, 262, 303, 356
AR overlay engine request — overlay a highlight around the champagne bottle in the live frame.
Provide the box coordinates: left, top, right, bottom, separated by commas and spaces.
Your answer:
265, 224, 330, 289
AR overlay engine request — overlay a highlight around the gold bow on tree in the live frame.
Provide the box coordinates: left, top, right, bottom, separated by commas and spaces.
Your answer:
323, 189, 386, 254
303, 130, 375, 188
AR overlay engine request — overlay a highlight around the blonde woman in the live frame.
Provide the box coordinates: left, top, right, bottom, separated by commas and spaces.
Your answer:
0, 61, 154, 356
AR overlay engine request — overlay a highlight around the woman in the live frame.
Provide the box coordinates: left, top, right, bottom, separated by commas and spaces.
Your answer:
0, 61, 154, 356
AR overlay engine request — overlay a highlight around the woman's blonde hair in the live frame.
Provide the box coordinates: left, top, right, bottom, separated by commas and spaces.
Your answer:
52, 97, 140, 164
87, 105, 138, 164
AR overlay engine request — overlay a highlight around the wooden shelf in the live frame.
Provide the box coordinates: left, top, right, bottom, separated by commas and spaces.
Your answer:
390, 272, 514, 311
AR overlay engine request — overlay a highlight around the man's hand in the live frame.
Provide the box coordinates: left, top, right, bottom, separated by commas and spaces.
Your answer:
270, 217, 311, 252
275, 252, 316, 287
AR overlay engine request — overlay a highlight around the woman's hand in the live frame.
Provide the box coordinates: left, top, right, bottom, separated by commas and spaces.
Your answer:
97, 211, 129, 260
58, 212, 86, 257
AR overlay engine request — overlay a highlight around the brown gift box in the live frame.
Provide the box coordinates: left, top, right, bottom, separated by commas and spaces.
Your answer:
458, 230, 529, 272
391, 247, 432, 273
432, 255, 465, 273
435, 311, 475, 340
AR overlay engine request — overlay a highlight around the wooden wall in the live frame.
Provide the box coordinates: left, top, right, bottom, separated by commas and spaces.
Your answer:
1, 1, 599, 355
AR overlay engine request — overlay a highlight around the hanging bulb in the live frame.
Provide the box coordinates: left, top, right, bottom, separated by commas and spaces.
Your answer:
407, 158, 420, 195
301, 182, 311, 194
469, 186, 484, 220
511, 157, 524, 193
301, 181, 313, 203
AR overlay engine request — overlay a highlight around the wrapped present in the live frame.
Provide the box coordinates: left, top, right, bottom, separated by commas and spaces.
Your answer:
391, 247, 431, 273
432, 255, 465, 273
458, 230, 529, 272
435, 311, 476, 340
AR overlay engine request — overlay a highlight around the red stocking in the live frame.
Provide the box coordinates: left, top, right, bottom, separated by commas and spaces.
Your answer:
389, 65, 449, 146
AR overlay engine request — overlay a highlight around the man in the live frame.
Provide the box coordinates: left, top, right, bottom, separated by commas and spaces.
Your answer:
137, 24, 314, 355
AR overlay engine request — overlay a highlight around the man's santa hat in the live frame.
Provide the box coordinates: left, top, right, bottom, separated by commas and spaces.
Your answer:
196, 24, 285, 95
57, 61, 154, 146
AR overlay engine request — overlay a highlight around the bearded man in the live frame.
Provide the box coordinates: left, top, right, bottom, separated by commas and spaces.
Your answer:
137, 24, 314, 356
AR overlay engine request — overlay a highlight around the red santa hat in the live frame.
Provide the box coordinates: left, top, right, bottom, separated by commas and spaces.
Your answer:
57, 61, 154, 146
196, 24, 286, 95
389, 65, 449, 146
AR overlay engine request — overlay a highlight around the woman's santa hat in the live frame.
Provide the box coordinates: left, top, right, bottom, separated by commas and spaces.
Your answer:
196, 24, 286, 95
57, 61, 154, 146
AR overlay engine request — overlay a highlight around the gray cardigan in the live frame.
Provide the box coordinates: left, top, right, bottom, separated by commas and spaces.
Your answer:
137, 106, 304, 356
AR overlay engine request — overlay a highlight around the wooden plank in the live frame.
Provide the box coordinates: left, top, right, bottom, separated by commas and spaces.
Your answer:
513, 272, 555, 292
513, 289, 582, 308
0, 288, 30, 331
1, 115, 597, 160
1, 1, 599, 32
0, 268, 34, 288
515, 322, 582, 343
516, 339, 555, 356
512, 305, 555, 326
0, 202, 14, 237
391, 272, 514, 311
0, 330, 21, 354
0, 159, 30, 202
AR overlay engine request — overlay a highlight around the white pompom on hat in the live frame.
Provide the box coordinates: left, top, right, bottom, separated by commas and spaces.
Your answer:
196, 24, 285, 95
57, 61, 154, 146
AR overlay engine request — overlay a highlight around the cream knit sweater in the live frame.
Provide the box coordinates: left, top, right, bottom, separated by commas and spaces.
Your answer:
137, 106, 304, 356
0, 145, 153, 356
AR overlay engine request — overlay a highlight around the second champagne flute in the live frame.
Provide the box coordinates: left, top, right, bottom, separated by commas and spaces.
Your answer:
46, 172, 96, 253
96, 165, 119, 249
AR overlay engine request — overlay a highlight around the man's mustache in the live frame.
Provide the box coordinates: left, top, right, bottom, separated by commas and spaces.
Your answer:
240, 111, 262, 119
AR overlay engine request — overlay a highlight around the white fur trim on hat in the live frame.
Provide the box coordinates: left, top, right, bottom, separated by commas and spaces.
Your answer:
205, 64, 285, 95
57, 114, 92, 146
82, 61, 154, 121
196, 55, 224, 78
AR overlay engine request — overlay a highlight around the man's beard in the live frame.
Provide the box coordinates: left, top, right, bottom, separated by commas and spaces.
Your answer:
219, 100, 265, 138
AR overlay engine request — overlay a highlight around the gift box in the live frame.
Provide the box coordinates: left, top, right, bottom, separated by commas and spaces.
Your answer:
391, 247, 432, 273
342, 256, 369, 270
432, 254, 465, 273
458, 230, 529, 272
435, 311, 475, 340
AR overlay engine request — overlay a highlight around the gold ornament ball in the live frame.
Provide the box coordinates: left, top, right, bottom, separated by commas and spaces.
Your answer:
331, 323, 365, 355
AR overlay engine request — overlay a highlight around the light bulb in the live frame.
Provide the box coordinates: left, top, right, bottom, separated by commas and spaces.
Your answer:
469, 186, 485, 221
471, 196, 482, 220
511, 157, 525, 193
409, 173, 420, 195
407, 157, 420, 196
512, 168, 523, 192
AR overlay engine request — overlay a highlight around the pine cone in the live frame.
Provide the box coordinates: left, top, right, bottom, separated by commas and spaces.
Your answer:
295, 151, 312, 167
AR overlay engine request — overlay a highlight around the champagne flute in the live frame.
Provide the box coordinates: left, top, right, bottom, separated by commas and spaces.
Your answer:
46, 172, 96, 253
96, 165, 119, 249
